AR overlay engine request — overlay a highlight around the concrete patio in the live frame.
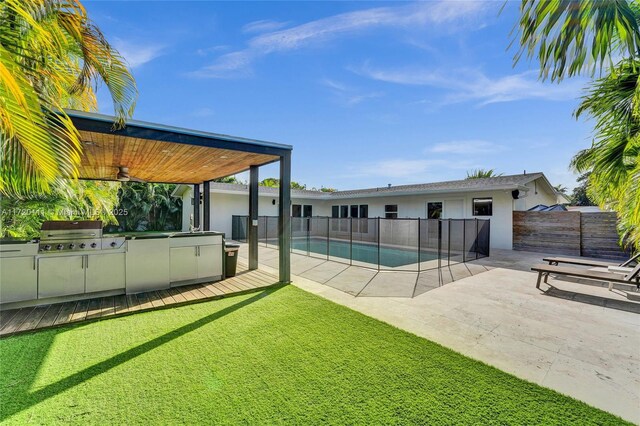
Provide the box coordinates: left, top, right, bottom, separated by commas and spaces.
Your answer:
239, 244, 640, 423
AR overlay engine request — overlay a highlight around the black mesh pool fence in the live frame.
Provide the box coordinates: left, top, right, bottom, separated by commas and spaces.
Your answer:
231, 215, 490, 271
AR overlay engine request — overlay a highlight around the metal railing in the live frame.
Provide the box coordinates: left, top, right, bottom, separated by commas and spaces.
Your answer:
232, 216, 490, 272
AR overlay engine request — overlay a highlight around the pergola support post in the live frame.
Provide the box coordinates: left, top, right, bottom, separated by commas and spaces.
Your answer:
193, 184, 201, 231
248, 166, 259, 270
203, 181, 211, 231
278, 152, 291, 283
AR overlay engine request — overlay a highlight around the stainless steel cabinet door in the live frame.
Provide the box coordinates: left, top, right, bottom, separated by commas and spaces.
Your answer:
197, 245, 222, 279
125, 239, 170, 294
85, 253, 125, 293
0, 256, 37, 303
170, 247, 198, 282
38, 256, 85, 298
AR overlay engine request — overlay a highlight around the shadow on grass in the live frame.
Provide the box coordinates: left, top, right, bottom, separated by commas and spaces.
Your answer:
0, 285, 282, 423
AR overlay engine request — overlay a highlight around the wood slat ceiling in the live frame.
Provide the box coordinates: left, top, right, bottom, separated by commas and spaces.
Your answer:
77, 131, 280, 183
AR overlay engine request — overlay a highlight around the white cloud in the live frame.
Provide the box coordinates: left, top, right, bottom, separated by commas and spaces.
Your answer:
112, 39, 165, 68
192, 1, 489, 78
347, 157, 479, 180
191, 107, 215, 118
321, 78, 383, 106
242, 19, 290, 34
429, 140, 506, 154
355, 64, 586, 106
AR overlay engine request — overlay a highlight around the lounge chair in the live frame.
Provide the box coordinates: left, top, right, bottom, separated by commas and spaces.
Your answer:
542, 252, 639, 268
531, 263, 640, 291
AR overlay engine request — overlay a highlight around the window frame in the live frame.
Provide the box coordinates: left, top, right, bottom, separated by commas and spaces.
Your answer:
472, 197, 493, 217
427, 201, 443, 219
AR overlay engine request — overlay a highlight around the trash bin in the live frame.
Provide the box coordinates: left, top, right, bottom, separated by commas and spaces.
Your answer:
224, 244, 240, 277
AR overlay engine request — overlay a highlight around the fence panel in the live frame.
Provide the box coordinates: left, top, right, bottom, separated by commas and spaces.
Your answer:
231, 215, 248, 242
419, 219, 440, 270
350, 218, 379, 268
379, 219, 418, 271
580, 213, 627, 260
235, 215, 490, 270
291, 217, 308, 255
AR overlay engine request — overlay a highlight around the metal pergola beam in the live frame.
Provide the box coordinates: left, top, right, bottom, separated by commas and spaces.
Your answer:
203, 181, 211, 231
248, 166, 259, 270
193, 184, 201, 230
68, 111, 291, 158
279, 152, 292, 283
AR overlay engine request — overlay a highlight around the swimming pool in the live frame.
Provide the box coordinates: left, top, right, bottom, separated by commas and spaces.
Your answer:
288, 238, 437, 268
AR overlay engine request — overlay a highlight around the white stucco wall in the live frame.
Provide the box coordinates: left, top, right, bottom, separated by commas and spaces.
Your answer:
514, 178, 559, 210
180, 187, 517, 249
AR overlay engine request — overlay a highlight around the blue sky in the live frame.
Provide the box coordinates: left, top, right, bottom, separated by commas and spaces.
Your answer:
88, 1, 593, 190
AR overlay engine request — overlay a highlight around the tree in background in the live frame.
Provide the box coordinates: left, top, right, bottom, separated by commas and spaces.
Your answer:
512, 0, 640, 249
212, 176, 240, 184
1, 0, 137, 195
112, 183, 182, 232
571, 173, 596, 207
554, 184, 569, 196
259, 178, 307, 190
1, 180, 119, 239
465, 169, 503, 179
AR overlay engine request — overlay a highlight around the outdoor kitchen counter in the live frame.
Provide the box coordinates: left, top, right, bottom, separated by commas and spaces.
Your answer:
0, 232, 225, 308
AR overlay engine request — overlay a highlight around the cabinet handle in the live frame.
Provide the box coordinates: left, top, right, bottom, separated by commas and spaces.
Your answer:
85, 255, 89, 268
81, 256, 84, 268
33, 256, 36, 270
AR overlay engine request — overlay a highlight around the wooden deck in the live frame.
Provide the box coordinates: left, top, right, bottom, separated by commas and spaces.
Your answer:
0, 264, 279, 338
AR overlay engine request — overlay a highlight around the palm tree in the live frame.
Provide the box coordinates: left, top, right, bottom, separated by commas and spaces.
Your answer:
465, 169, 503, 179
512, 0, 640, 82
512, 0, 640, 249
0, 0, 137, 195
554, 184, 569, 195
0, 179, 120, 239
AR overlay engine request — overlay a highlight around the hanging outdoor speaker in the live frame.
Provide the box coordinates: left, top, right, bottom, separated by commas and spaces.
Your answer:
512, 190, 520, 199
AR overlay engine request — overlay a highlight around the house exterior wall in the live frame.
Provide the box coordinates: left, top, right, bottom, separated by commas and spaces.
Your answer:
514, 179, 559, 210
181, 188, 519, 249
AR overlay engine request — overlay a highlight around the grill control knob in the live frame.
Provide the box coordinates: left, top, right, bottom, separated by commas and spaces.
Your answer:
110, 242, 117, 248
90, 242, 97, 248
43, 244, 51, 251
68, 243, 76, 249
79, 243, 86, 249
56, 244, 64, 250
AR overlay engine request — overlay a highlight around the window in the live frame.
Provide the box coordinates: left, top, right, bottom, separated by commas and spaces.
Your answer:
384, 204, 398, 219
359, 205, 368, 218
350, 205, 359, 218
340, 205, 349, 218
303, 205, 313, 217
331, 206, 339, 218
427, 202, 442, 219
473, 198, 493, 216
292, 204, 302, 217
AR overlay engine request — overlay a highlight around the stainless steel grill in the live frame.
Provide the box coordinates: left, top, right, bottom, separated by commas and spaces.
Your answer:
39, 220, 125, 253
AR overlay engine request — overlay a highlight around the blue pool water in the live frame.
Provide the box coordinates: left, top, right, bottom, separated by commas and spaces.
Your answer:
288, 238, 436, 267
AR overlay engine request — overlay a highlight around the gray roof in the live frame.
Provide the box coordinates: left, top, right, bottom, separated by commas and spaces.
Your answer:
195, 172, 548, 199
330, 173, 545, 198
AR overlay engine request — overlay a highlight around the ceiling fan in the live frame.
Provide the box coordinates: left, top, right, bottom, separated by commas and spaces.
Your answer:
116, 166, 146, 183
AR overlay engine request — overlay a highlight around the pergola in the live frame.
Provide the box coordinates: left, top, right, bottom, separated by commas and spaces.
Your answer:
66, 110, 292, 283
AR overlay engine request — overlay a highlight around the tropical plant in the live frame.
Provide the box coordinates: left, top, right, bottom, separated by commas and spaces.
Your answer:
512, 0, 640, 250
570, 173, 596, 206
512, 0, 640, 82
212, 176, 240, 184
0, 0, 137, 195
0, 179, 119, 239
554, 184, 569, 195
259, 178, 307, 190
111, 183, 182, 232
465, 169, 503, 179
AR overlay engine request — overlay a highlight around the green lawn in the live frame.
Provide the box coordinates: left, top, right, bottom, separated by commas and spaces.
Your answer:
0, 285, 627, 425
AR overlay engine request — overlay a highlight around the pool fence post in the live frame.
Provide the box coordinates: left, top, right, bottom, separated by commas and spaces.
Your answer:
417, 218, 421, 272
377, 217, 381, 271
462, 219, 466, 263
350, 217, 353, 266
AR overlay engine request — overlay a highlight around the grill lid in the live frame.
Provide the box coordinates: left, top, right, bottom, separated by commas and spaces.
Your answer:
40, 220, 103, 240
